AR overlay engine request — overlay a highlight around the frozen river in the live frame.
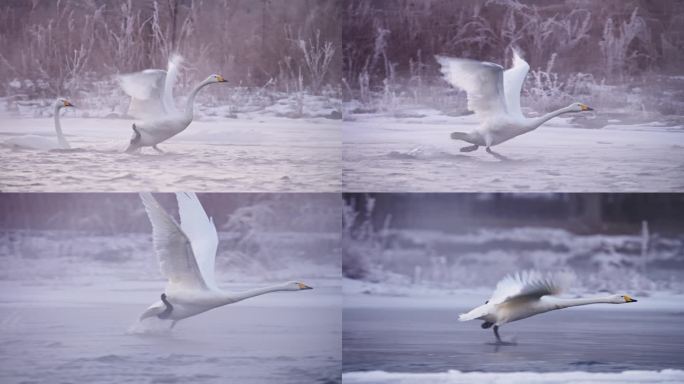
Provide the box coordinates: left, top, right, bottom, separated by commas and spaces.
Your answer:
0, 281, 341, 384
0, 116, 340, 192
342, 115, 684, 192
342, 303, 684, 383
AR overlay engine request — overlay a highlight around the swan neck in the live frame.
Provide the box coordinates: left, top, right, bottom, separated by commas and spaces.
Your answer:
548, 296, 615, 309
54, 106, 69, 149
184, 80, 209, 119
225, 284, 286, 304
527, 106, 571, 130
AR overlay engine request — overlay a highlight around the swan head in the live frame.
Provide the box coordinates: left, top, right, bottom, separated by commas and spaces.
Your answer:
569, 102, 594, 112
613, 294, 638, 304
206, 74, 227, 84
55, 98, 75, 109
283, 281, 313, 291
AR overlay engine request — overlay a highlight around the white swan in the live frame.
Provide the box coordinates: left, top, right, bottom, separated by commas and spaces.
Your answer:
118, 55, 227, 153
435, 50, 594, 159
138, 192, 312, 328
459, 271, 637, 343
2, 98, 74, 150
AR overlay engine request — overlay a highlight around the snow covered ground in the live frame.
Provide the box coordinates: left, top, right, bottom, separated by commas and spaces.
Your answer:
0, 114, 340, 191
342, 111, 684, 192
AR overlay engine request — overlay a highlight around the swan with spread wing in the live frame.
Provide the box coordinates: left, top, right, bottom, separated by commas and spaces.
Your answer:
459, 271, 637, 343
3, 98, 75, 150
138, 192, 312, 329
119, 55, 227, 153
435, 50, 594, 159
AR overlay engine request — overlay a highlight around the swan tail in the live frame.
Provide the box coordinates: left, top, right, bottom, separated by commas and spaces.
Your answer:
458, 304, 490, 322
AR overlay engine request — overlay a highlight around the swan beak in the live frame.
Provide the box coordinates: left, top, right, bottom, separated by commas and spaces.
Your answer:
624, 295, 637, 303
216, 75, 227, 83
297, 282, 313, 290
580, 104, 594, 111
64, 101, 75, 108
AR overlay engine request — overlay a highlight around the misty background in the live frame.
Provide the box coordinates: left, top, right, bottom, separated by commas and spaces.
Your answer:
0, 193, 341, 284
342, 0, 684, 124
343, 193, 684, 296
0, 0, 342, 118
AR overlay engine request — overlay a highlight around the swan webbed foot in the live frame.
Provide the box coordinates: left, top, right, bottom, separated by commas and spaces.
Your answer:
493, 325, 501, 342
490, 325, 516, 345
486, 147, 511, 161
460, 145, 479, 153
152, 145, 164, 154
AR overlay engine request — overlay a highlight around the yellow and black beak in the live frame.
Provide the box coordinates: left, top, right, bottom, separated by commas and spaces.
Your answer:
297, 282, 313, 290
580, 104, 594, 112
64, 100, 75, 108
216, 75, 227, 83
624, 295, 637, 303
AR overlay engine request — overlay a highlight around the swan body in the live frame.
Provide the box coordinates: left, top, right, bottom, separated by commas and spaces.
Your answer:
118, 56, 227, 153
459, 271, 637, 342
3, 98, 74, 150
435, 50, 594, 159
138, 192, 312, 327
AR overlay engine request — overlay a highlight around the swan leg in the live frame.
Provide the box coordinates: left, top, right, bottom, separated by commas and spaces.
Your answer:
460, 145, 479, 153
486, 147, 511, 161
170, 320, 178, 329
152, 145, 164, 154
125, 124, 142, 153
493, 325, 502, 342
158, 293, 173, 320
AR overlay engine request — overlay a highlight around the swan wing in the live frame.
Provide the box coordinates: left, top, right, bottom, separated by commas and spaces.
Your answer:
488, 271, 567, 305
435, 55, 508, 116
140, 193, 208, 292
118, 69, 167, 119
503, 49, 530, 118
176, 192, 219, 290
162, 54, 183, 115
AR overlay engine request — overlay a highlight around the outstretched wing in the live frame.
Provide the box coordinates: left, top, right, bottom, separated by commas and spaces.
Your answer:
140, 193, 208, 292
118, 55, 182, 119
435, 55, 508, 117
488, 271, 568, 305
118, 69, 167, 119
503, 48, 530, 118
176, 192, 219, 290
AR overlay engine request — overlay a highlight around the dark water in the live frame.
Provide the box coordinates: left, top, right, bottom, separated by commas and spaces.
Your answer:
343, 306, 684, 373
0, 286, 341, 384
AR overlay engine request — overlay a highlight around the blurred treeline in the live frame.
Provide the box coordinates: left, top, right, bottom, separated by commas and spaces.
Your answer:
343, 193, 684, 235
0, 0, 341, 97
342, 0, 684, 117
343, 0, 684, 86
0, 193, 341, 234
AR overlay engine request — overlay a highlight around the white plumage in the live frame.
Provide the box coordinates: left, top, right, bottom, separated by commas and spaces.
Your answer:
459, 271, 637, 343
2, 98, 74, 150
435, 49, 594, 159
118, 55, 227, 153
138, 193, 313, 329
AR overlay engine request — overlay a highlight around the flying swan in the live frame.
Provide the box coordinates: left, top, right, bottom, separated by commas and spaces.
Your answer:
138, 192, 313, 328
435, 50, 594, 159
459, 271, 637, 343
118, 55, 227, 153
2, 98, 75, 150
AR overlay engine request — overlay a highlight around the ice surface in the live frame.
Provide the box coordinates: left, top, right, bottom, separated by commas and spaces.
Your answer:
0, 115, 340, 191
342, 111, 684, 192
343, 369, 684, 384
0, 211, 342, 383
